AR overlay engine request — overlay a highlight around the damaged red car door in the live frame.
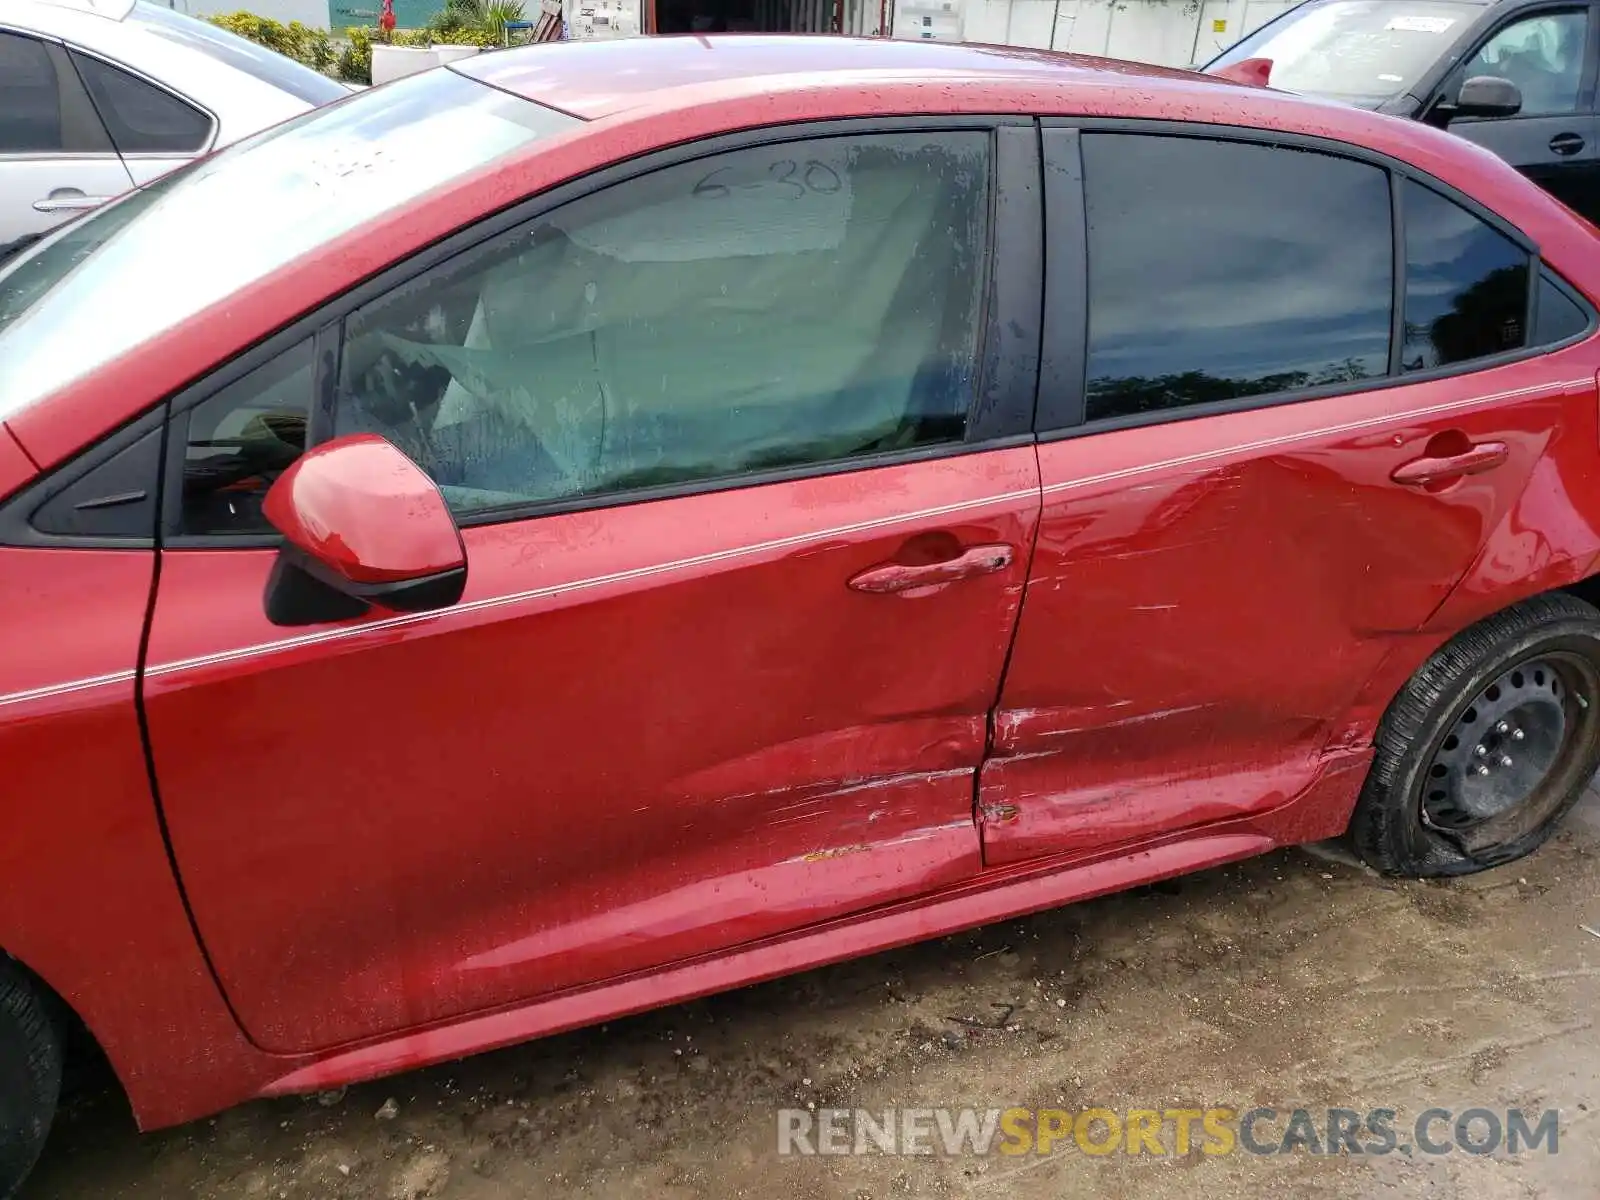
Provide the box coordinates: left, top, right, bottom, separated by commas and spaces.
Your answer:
139, 122, 1044, 1053
982, 127, 1593, 863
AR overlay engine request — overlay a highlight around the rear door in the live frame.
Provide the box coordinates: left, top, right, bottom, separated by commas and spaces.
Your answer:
142, 120, 1044, 1053
980, 124, 1596, 864
1438, 4, 1600, 221
0, 29, 133, 257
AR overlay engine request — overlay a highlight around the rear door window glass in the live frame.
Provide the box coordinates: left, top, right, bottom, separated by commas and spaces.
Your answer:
0, 32, 65, 153
1081, 133, 1394, 422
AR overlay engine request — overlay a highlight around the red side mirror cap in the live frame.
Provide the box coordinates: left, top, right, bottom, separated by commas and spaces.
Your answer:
262, 434, 467, 626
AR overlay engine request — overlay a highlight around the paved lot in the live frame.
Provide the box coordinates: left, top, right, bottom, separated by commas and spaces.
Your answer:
25, 793, 1600, 1199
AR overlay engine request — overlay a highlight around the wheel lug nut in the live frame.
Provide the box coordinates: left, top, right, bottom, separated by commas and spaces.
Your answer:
1477, 764, 1491, 776
1512, 728, 1526, 740
1474, 744, 1488, 756
1496, 721, 1510, 734
1500, 755, 1514, 767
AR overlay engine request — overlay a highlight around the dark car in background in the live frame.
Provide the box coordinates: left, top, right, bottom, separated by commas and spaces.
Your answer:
1206, 0, 1600, 224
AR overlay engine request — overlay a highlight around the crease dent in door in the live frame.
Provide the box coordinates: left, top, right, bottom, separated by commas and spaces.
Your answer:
982, 379, 1551, 866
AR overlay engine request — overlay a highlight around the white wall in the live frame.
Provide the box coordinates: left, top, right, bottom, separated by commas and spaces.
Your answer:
926, 0, 1297, 67
170, 0, 1292, 57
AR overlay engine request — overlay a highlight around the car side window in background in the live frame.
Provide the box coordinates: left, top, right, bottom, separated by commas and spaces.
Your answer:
70, 51, 212, 154
1401, 180, 1530, 370
1082, 134, 1393, 423
179, 340, 314, 535
0, 32, 66, 153
330, 132, 992, 518
1460, 10, 1588, 115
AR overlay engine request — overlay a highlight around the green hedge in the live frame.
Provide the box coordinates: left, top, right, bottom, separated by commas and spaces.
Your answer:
207, 12, 338, 71
207, 9, 509, 87
337, 25, 371, 82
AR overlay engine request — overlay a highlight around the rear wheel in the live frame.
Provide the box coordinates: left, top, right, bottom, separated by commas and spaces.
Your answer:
0, 959, 61, 1200
1352, 592, 1600, 877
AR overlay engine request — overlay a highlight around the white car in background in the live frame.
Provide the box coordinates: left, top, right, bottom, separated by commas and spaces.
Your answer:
0, 0, 352, 260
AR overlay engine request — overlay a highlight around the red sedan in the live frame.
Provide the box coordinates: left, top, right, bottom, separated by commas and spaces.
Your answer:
3, 34, 1600, 1194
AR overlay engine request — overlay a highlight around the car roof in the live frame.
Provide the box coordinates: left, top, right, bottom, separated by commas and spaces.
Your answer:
7, 0, 136, 25
457, 34, 1243, 121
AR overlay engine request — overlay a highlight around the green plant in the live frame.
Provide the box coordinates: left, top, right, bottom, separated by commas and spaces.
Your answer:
336, 26, 372, 83
430, 24, 504, 46
428, 0, 526, 42
305, 28, 337, 71
208, 12, 340, 74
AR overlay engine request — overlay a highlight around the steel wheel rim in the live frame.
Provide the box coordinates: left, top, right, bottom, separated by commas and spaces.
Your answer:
1419, 649, 1600, 855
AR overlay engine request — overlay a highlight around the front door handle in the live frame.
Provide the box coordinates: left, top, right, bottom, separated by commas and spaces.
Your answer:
1391, 441, 1509, 486
848, 543, 1014, 595
1550, 131, 1586, 156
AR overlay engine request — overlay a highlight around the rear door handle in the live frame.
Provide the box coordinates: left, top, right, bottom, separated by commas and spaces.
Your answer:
1550, 131, 1586, 156
848, 543, 1014, 595
1391, 441, 1509, 486
32, 194, 111, 213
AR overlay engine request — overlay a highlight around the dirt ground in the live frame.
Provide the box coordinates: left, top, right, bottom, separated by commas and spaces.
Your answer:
24, 790, 1600, 1200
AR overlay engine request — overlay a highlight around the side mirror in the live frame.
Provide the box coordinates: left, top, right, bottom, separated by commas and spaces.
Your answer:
1437, 75, 1523, 124
261, 434, 467, 627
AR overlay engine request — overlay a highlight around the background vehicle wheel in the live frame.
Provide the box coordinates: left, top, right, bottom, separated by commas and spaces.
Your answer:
0, 958, 61, 1200
1352, 592, 1600, 877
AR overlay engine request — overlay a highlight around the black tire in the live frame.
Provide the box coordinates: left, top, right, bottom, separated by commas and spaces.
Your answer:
0, 958, 61, 1200
1352, 591, 1600, 877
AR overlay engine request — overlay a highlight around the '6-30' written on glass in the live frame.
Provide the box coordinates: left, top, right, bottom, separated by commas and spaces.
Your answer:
693, 159, 844, 199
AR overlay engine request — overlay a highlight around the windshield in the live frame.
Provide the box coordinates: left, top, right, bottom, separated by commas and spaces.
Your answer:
129, 1, 351, 105
0, 69, 579, 421
1208, 0, 1479, 106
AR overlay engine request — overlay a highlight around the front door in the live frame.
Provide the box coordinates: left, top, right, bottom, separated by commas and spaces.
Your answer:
142, 123, 1043, 1052
981, 126, 1591, 864
1444, 5, 1600, 222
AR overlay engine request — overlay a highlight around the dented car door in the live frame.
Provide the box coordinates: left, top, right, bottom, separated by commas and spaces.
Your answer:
980, 126, 1581, 864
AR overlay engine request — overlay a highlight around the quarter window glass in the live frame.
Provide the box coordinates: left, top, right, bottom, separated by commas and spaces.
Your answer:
70, 52, 211, 154
1461, 10, 1587, 116
1534, 271, 1590, 344
1401, 181, 1529, 371
179, 341, 313, 535
1082, 134, 1393, 422
331, 132, 991, 517
0, 33, 63, 153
